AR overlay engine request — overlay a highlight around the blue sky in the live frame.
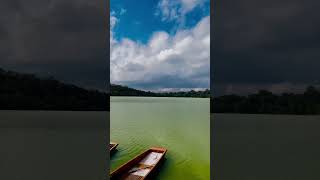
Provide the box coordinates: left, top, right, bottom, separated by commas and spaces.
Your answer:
110, 0, 210, 91
111, 0, 210, 43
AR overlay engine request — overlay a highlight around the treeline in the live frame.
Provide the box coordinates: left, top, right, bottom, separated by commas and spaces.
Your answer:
212, 86, 320, 114
111, 84, 210, 98
0, 68, 109, 111
111, 84, 156, 96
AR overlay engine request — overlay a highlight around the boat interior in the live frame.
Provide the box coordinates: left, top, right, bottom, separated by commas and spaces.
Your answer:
111, 148, 166, 180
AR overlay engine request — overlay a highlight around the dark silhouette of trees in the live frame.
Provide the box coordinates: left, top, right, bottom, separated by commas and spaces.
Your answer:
211, 87, 320, 114
0, 68, 109, 111
111, 84, 210, 98
111, 84, 157, 96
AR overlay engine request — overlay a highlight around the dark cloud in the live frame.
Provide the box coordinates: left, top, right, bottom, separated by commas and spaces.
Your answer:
0, 0, 109, 91
120, 73, 209, 91
212, 0, 320, 96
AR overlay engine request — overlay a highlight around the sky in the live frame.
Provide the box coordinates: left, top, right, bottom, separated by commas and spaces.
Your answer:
2, 0, 319, 95
0, 0, 108, 91
212, 0, 320, 96
110, 0, 210, 91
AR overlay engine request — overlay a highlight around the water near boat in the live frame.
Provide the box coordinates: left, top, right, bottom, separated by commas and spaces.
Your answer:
110, 96, 210, 180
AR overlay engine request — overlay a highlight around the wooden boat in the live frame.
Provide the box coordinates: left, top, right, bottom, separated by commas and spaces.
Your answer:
110, 142, 119, 153
110, 147, 167, 180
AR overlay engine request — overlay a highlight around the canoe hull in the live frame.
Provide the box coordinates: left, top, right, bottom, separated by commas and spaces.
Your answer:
110, 147, 167, 180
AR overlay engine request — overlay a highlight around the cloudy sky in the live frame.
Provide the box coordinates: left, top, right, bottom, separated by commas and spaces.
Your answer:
212, 0, 320, 96
3, 0, 316, 95
110, 0, 210, 91
0, 0, 108, 91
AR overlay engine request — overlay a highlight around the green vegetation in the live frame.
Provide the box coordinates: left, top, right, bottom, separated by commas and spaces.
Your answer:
0, 68, 109, 110
111, 84, 210, 98
212, 87, 320, 114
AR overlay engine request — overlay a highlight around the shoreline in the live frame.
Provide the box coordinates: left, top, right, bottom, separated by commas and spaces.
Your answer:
110, 95, 210, 98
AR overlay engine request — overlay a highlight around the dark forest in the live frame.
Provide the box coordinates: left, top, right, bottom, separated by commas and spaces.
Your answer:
0, 68, 109, 111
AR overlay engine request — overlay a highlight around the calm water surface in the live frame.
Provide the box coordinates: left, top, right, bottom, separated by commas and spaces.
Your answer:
0, 111, 107, 180
213, 113, 320, 180
110, 97, 210, 180
1, 108, 319, 179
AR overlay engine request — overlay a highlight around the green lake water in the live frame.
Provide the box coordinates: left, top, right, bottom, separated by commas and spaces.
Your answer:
110, 96, 210, 180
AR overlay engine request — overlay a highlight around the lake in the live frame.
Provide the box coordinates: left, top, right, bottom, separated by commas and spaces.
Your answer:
0, 110, 108, 180
110, 96, 210, 180
213, 113, 320, 180
2, 109, 318, 179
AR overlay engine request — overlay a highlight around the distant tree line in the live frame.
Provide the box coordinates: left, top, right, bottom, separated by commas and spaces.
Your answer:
111, 84, 210, 98
212, 86, 320, 114
0, 68, 109, 111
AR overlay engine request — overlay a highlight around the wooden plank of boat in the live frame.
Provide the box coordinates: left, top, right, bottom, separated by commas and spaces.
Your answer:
110, 147, 167, 180
110, 142, 119, 153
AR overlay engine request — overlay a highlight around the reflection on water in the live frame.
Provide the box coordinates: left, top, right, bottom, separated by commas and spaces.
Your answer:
110, 97, 210, 180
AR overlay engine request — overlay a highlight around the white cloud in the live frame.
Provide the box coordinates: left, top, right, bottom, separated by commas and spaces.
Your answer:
181, 0, 202, 13
110, 16, 118, 30
110, 16, 210, 90
110, 15, 118, 47
110, 7, 128, 44
120, 8, 127, 15
110, 7, 126, 31
155, 0, 207, 22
